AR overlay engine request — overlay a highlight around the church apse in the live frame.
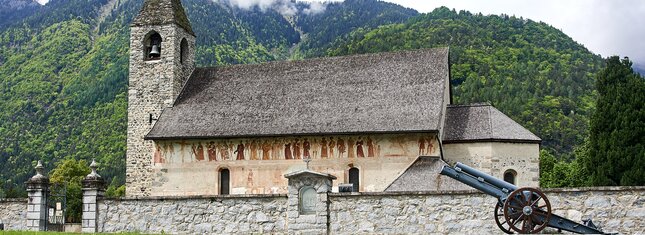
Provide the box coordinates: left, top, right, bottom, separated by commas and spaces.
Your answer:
149, 133, 439, 196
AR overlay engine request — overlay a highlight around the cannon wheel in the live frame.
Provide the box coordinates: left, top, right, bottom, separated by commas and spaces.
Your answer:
494, 202, 514, 234
503, 187, 552, 233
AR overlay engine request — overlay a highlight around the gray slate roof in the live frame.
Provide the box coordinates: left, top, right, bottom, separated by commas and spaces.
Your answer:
442, 104, 541, 143
132, 0, 194, 35
385, 156, 471, 192
146, 48, 450, 139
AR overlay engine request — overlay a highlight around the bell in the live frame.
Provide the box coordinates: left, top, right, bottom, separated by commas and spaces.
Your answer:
149, 45, 160, 57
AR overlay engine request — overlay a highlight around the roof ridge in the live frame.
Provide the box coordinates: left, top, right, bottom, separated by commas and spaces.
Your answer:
447, 102, 492, 108
487, 105, 494, 137
195, 47, 449, 71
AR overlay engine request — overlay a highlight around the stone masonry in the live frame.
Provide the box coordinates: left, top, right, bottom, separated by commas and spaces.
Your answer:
25, 161, 49, 231
81, 160, 106, 233
97, 195, 287, 233
126, 22, 195, 197
285, 170, 336, 234
92, 186, 644, 234
329, 187, 645, 234
0, 198, 27, 231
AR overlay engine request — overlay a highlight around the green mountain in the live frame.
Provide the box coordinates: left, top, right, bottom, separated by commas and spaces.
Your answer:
0, 1, 606, 195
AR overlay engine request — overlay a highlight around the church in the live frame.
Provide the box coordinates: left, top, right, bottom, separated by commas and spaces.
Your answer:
125, 0, 540, 197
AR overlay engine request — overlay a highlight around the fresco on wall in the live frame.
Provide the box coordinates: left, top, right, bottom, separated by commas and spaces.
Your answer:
153, 133, 438, 164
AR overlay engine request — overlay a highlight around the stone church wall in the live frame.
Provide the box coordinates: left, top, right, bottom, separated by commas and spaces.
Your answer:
443, 142, 540, 187
0, 198, 27, 231
96, 195, 287, 233
91, 187, 645, 234
149, 133, 440, 196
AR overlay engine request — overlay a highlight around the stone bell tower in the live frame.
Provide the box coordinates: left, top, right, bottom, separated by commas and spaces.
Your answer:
126, 0, 195, 196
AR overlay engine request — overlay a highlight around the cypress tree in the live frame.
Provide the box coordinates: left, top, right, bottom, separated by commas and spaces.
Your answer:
586, 56, 645, 186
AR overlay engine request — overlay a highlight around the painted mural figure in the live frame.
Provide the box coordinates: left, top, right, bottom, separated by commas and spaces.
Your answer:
321, 138, 328, 158
262, 141, 271, 160
272, 139, 281, 160
347, 137, 355, 158
337, 138, 345, 157
418, 137, 426, 155
293, 139, 301, 159
154, 144, 164, 163
367, 137, 375, 157
235, 143, 245, 160
250, 140, 259, 160
284, 143, 292, 160
217, 142, 229, 161
356, 140, 365, 158
192, 143, 205, 161
303, 139, 311, 159
207, 141, 217, 161
426, 136, 434, 155
179, 140, 188, 163
328, 137, 335, 158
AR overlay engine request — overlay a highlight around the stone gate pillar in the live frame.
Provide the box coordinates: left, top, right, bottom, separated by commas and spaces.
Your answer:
285, 170, 336, 234
25, 161, 49, 231
81, 160, 105, 233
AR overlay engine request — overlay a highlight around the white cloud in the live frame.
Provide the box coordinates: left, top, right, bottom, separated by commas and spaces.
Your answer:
221, 0, 328, 16
303, 1, 326, 15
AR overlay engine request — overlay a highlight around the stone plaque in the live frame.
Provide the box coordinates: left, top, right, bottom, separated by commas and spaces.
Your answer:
299, 186, 316, 214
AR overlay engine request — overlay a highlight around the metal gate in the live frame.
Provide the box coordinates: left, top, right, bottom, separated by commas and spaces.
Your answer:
47, 182, 66, 231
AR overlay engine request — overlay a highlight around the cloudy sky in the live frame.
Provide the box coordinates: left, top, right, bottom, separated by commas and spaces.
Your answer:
381, 0, 645, 68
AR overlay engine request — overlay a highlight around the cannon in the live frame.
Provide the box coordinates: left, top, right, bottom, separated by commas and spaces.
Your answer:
440, 162, 609, 234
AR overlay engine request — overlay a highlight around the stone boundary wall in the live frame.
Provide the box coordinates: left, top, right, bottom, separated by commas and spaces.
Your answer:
92, 186, 644, 234
329, 187, 645, 234
0, 198, 27, 231
97, 194, 287, 233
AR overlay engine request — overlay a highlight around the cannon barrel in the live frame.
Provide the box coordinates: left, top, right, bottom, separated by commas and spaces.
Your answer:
454, 162, 517, 193
440, 165, 507, 199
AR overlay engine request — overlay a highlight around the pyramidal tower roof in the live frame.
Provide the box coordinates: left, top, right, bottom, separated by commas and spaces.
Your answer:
131, 0, 194, 35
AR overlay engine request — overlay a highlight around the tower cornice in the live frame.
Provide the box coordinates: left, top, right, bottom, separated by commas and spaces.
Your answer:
131, 0, 195, 36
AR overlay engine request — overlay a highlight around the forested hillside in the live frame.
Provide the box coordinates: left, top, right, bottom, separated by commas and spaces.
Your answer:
0, 0, 612, 196
0, 0, 41, 29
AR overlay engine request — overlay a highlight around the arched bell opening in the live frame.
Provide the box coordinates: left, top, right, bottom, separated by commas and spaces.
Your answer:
143, 31, 162, 60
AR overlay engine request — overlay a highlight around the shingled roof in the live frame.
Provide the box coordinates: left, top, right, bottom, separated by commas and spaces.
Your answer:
385, 156, 471, 192
146, 48, 450, 139
442, 103, 541, 143
131, 0, 194, 35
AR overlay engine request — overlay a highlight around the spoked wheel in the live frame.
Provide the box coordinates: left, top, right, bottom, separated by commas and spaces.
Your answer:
503, 187, 552, 234
494, 202, 514, 234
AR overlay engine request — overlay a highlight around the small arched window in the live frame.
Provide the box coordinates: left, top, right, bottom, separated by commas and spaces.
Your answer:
144, 31, 162, 60
504, 169, 517, 185
219, 168, 230, 195
180, 38, 188, 64
349, 167, 359, 192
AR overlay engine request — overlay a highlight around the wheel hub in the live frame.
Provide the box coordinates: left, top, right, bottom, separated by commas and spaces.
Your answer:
522, 206, 533, 215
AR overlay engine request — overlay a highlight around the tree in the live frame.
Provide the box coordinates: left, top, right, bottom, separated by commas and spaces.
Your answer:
586, 56, 645, 186
49, 158, 90, 223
